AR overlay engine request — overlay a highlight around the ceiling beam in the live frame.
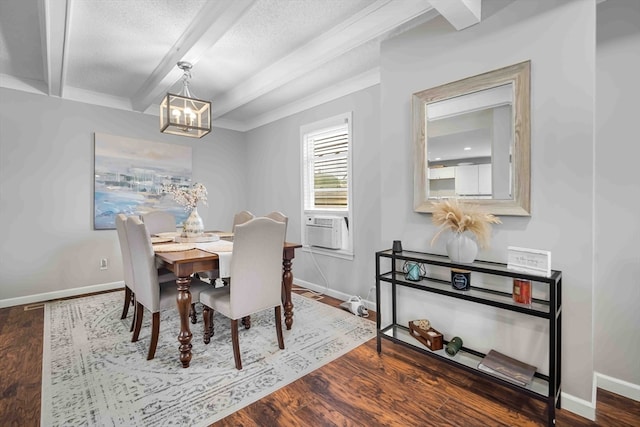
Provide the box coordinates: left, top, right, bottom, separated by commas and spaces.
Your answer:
244, 67, 381, 132
131, 0, 255, 112
40, 0, 71, 97
429, 0, 481, 31
211, 0, 435, 119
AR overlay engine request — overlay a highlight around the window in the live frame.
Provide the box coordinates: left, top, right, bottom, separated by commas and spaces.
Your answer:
301, 112, 353, 258
303, 124, 349, 210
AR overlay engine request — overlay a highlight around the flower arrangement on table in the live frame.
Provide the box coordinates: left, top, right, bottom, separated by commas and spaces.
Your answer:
161, 182, 208, 211
161, 182, 208, 237
430, 198, 501, 248
430, 199, 501, 263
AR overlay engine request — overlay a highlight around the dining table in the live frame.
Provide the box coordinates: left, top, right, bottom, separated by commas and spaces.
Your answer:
154, 241, 302, 368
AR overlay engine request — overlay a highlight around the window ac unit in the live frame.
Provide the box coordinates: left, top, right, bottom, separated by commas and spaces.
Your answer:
305, 215, 343, 249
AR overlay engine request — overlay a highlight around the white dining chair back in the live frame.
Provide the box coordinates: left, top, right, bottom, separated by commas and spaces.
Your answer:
115, 214, 135, 321
264, 211, 288, 239
200, 217, 286, 369
142, 211, 176, 235
229, 217, 286, 318
199, 210, 255, 283
232, 210, 254, 232
126, 216, 163, 312
116, 214, 135, 292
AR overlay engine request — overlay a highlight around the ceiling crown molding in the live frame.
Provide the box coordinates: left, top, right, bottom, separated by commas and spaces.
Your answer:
0, 73, 48, 95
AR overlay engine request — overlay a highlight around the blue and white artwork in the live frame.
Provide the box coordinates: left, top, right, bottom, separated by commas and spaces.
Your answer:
94, 133, 192, 230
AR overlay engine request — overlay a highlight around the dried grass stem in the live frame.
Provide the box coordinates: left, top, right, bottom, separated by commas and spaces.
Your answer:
431, 199, 501, 248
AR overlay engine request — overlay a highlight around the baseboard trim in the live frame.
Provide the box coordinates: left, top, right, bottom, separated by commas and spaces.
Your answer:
0, 281, 124, 308
293, 278, 375, 310
596, 372, 640, 402
4, 278, 365, 309
560, 392, 596, 421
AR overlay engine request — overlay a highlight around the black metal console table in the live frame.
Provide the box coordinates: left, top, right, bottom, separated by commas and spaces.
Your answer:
375, 249, 562, 426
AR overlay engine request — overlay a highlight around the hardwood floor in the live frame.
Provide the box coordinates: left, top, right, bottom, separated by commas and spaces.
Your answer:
1, 289, 639, 426
0, 301, 43, 426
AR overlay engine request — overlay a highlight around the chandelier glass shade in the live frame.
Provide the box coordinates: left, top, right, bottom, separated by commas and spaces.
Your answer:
160, 62, 211, 138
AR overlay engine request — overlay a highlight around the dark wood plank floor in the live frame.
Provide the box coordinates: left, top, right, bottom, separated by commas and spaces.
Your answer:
1, 289, 639, 426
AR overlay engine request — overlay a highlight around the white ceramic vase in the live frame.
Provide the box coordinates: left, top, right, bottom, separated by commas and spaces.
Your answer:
446, 233, 478, 264
182, 207, 204, 237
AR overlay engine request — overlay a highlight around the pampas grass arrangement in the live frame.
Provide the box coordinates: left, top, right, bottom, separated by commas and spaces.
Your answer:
431, 198, 501, 248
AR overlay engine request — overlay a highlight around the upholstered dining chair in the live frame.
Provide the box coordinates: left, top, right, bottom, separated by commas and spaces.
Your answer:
141, 211, 176, 235
200, 217, 286, 370
264, 211, 288, 239
199, 210, 255, 284
232, 210, 254, 232
126, 216, 211, 360
115, 214, 136, 324
116, 214, 178, 332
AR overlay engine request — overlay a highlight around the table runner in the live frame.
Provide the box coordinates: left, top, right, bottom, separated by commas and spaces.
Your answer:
152, 243, 196, 252
195, 240, 233, 277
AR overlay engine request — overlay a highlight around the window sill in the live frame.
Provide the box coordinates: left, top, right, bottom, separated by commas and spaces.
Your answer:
302, 245, 354, 261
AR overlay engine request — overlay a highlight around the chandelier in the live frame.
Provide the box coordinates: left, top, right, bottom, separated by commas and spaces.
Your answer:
160, 61, 211, 138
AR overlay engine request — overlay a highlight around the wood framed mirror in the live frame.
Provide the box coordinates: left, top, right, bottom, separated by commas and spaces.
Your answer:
413, 61, 531, 216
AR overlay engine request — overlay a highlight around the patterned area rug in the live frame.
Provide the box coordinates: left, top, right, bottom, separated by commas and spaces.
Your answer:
41, 291, 375, 426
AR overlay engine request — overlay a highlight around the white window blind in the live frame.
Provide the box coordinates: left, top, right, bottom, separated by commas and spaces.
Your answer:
303, 123, 349, 210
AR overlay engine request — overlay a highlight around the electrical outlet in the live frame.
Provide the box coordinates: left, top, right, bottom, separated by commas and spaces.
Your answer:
100, 258, 108, 270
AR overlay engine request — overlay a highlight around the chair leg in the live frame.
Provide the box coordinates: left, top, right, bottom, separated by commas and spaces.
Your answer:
231, 319, 242, 370
203, 305, 215, 344
275, 306, 285, 350
241, 315, 251, 329
121, 286, 132, 319
147, 312, 160, 360
129, 294, 137, 333
190, 303, 197, 324
147, 311, 160, 360
132, 302, 144, 342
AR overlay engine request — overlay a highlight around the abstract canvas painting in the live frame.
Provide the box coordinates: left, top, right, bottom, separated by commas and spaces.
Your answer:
94, 133, 192, 230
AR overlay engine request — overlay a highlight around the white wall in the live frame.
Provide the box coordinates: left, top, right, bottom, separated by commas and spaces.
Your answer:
0, 88, 247, 302
595, 0, 640, 391
379, 0, 596, 407
244, 85, 381, 302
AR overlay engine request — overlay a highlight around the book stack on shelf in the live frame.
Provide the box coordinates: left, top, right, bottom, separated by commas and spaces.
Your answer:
477, 350, 537, 386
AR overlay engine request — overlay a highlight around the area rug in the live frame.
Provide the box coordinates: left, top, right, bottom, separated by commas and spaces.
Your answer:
41, 291, 375, 426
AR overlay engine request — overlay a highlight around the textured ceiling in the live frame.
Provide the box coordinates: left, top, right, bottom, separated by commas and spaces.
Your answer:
0, 0, 483, 131
66, 0, 209, 97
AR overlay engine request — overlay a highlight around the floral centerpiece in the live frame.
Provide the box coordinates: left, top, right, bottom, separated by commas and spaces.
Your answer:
161, 182, 208, 237
161, 182, 208, 211
430, 198, 501, 263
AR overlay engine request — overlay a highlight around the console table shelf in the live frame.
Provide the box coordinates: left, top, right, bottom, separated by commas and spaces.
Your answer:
375, 249, 562, 426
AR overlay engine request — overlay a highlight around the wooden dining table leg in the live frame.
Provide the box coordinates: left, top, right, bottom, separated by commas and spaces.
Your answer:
282, 247, 295, 330
176, 276, 193, 368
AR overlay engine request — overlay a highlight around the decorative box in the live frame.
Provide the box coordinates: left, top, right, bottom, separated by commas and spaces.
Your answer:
408, 320, 443, 351
513, 279, 532, 304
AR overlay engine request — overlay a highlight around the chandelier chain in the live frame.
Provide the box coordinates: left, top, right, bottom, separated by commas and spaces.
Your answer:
181, 70, 192, 97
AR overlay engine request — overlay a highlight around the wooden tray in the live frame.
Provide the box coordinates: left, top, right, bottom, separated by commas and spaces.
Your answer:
409, 320, 443, 351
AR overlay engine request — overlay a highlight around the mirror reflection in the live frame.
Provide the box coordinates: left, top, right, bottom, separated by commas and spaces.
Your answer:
426, 84, 513, 200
